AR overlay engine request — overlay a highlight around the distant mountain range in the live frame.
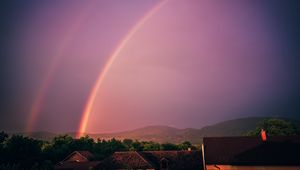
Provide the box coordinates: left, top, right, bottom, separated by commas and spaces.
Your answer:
15, 117, 300, 144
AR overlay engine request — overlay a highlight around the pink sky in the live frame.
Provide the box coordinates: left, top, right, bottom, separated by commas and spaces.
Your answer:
1, 0, 297, 133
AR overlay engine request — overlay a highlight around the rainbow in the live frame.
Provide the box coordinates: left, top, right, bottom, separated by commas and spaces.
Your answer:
26, 2, 94, 133
76, 0, 168, 138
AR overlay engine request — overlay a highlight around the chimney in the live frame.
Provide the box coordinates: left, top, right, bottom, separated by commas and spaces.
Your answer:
261, 129, 267, 141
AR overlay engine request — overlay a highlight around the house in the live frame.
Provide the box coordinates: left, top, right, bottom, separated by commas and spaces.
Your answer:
96, 151, 203, 170
54, 151, 100, 170
202, 136, 300, 170
96, 151, 154, 170
54, 134, 300, 170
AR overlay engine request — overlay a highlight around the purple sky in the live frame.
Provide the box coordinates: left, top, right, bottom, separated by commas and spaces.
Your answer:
0, 0, 300, 133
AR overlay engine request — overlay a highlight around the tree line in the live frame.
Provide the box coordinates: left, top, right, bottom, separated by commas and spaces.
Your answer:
0, 131, 196, 170
0, 118, 298, 169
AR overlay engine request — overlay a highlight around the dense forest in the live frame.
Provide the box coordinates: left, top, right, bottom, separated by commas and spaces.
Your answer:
0, 131, 196, 170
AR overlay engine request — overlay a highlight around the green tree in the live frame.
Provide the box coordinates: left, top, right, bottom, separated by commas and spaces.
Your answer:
123, 139, 133, 150
143, 141, 160, 151
246, 118, 300, 136
161, 143, 178, 150
131, 140, 143, 151
178, 141, 194, 150
109, 138, 126, 152
93, 138, 126, 160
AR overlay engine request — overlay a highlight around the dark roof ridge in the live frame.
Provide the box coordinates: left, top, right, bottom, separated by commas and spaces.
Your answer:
112, 151, 154, 168
61, 151, 91, 163
134, 151, 155, 168
203, 136, 300, 165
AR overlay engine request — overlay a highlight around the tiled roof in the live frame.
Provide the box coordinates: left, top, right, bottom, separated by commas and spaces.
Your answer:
203, 136, 300, 165
98, 151, 154, 169
55, 161, 100, 170
76, 151, 94, 160
140, 151, 202, 170
97, 151, 203, 170
61, 151, 94, 163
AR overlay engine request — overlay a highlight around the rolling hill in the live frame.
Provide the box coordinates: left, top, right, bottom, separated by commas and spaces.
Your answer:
18, 117, 300, 144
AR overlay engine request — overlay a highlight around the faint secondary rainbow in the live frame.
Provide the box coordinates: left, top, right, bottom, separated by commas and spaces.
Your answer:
26, 1, 94, 133
76, 0, 169, 138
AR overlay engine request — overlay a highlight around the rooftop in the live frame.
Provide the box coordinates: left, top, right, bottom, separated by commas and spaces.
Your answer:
203, 136, 300, 166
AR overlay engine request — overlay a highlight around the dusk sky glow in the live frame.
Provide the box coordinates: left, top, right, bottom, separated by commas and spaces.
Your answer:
0, 0, 300, 133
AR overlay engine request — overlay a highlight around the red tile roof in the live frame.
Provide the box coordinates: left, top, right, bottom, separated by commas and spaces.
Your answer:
55, 150, 97, 170
98, 151, 154, 169
76, 151, 94, 160
55, 161, 100, 170
97, 151, 202, 170
140, 151, 202, 170
62, 151, 94, 162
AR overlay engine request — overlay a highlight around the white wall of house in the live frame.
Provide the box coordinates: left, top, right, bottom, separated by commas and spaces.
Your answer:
206, 165, 300, 170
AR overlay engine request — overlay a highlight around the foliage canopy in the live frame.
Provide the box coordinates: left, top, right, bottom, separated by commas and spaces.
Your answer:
246, 118, 300, 136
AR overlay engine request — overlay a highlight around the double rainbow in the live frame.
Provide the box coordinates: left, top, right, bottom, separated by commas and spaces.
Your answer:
25, 0, 168, 136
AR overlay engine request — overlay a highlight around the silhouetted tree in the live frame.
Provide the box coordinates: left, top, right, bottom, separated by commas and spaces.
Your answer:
4, 135, 43, 168
0, 131, 8, 161
43, 135, 73, 163
0, 131, 8, 144
70, 135, 94, 152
